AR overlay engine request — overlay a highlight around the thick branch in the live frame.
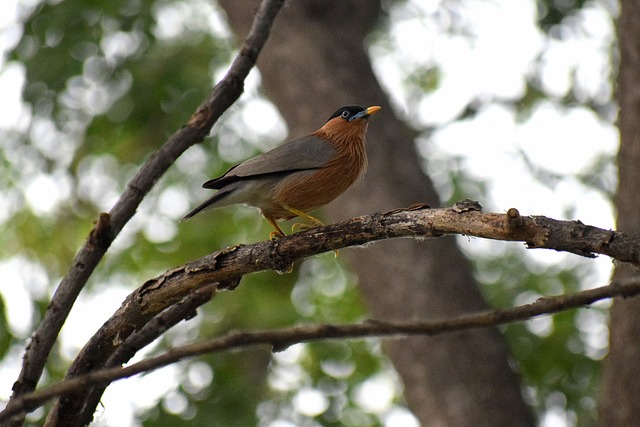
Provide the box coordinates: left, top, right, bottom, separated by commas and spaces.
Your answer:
3, 276, 640, 421
61, 203, 640, 376
28, 202, 637, 423
7, 0, 285, 426
117, 203, 638, 335
62, 284, 216, 427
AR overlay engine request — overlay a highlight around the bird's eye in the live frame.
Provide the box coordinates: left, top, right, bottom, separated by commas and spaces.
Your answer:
341, 111, 350, 118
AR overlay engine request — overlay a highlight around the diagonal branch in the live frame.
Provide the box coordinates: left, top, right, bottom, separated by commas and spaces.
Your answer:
3, 276, 640, 421
7, 0, 285, 425
81, 202, 640, 363
48, 203, 640, 390
23, 201, 639, 423
60, 284, 216, 427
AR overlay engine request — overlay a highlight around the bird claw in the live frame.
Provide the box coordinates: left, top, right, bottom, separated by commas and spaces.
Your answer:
269, 230, 285, 240
291, 223, 312, 233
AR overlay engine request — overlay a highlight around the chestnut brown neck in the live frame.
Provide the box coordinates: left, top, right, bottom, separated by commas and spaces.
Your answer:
313, 116, 369, 181
313, 117, 368, 154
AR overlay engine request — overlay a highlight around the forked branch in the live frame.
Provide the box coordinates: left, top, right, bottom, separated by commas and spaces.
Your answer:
23, 201, 638, 421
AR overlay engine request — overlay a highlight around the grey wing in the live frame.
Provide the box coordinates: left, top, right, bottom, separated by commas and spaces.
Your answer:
203, 135, 336, 189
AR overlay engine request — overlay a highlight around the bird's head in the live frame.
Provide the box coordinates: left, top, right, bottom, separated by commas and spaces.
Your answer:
326, 105, 382, 122
316, 105, 381, 146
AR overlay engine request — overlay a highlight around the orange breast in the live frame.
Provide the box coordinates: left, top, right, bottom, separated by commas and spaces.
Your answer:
269, 119, 368, 220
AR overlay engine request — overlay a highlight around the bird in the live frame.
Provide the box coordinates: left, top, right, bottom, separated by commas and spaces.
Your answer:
181, 105, 381, 239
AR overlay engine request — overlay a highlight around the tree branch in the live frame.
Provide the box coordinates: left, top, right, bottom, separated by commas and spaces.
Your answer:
7, 0, 285, 425
61, 284, 216, 427
49, 203, 640, 385
23, 201, 638, 423
85, 202, 640, 359
3, 276, 639, 421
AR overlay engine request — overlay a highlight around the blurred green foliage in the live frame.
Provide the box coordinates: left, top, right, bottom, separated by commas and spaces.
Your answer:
477, 251, 603, 425
1, 0, 610, 425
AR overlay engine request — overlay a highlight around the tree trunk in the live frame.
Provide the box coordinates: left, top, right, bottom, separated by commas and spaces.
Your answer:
218, 1, 535, 425
600, 0, 640, 424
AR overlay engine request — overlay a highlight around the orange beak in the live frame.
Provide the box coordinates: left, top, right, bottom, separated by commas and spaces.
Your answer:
365, 106, 381, 116
348, 105, 381, 122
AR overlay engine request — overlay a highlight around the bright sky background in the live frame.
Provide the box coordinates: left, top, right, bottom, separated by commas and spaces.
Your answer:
0, 0, 619, 426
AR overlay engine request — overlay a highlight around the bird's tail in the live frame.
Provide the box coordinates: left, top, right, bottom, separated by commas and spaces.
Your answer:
180, 189, 233, 222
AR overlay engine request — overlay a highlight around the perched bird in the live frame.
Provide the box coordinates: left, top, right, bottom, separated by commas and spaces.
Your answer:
181, 105, 381, 238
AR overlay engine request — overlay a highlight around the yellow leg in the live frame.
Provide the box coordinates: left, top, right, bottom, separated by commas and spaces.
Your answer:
264, 215, 286, 240
284, 205, 324, 232
264, 214, 294, 272
285, 206, 338, 257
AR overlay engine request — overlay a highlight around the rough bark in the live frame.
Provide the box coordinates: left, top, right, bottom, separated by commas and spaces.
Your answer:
218, 1, 535, 425
600, 0, 640, 423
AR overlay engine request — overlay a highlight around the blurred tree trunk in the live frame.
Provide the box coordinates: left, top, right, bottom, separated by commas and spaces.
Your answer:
600, 0, 640, 424
218, 1, 535, 425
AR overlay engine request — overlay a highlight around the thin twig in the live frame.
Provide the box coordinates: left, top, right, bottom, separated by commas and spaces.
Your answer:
3, 277, 638, 421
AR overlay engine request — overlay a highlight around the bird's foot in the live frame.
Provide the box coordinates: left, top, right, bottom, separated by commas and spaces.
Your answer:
291, 222, 313, 233
269, 230, 285, 240
284, 205, 324, 229
265, 215, 286, 240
